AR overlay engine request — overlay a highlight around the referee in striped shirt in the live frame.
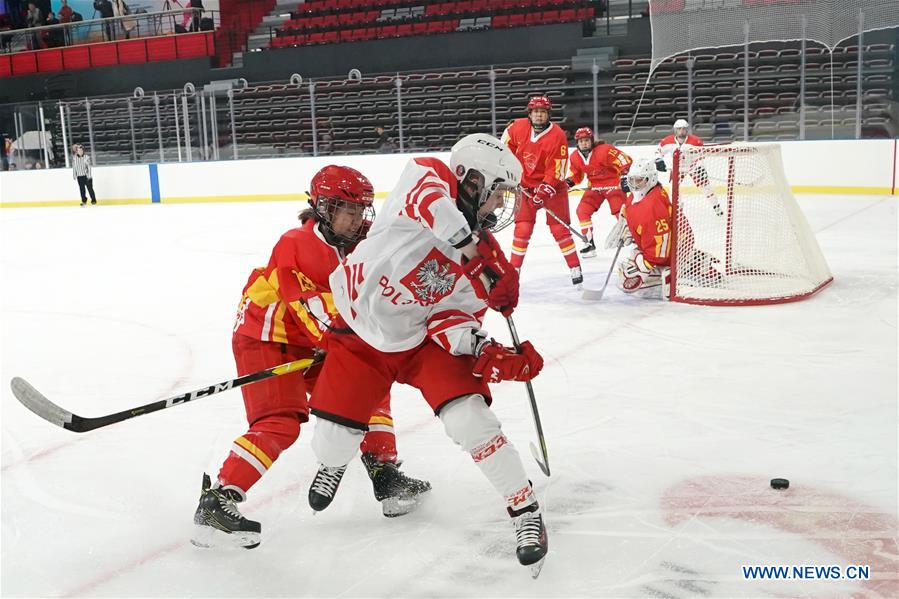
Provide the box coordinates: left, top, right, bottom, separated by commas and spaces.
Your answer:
72, 144, 97, 206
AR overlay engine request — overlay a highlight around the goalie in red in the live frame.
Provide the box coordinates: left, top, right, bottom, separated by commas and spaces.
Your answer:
192, 165, 431, 550
615, 158, 722, 297
655, 119, 723, 216
565, 127, 632, 258
305, 134, 549, 575
501, 95, 583, 286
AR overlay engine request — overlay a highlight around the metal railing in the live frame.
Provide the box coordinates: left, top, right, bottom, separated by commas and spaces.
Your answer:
0, 42, 894, 171
0, 8, 220, 53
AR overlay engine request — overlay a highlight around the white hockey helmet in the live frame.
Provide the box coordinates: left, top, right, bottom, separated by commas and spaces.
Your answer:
673, 118, 689, 130
450, 133, 523, 231
626, 158, 659, 193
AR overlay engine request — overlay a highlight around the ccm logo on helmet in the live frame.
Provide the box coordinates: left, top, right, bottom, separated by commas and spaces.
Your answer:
476, 139, 503, 151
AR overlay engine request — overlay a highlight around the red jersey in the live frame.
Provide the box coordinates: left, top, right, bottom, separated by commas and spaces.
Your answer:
568, 143, 633, 188
234, 219, 341, 348
501, 118, 568, 189
622, 184, 673, 267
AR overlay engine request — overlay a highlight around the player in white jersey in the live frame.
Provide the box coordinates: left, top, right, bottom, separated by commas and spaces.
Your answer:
654, 118, 722, 216
306, 133, 549, 574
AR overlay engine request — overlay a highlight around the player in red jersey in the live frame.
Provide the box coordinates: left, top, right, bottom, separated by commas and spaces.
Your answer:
192, 166, 430, 550
565, 127, 632, 258
616, 158, 721, 296
655, 119, 722, 216
501, 95, 583, 286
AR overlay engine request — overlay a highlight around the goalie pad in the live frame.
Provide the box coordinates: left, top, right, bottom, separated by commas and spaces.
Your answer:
617, 250, 661, 294
604, 214, 632, 250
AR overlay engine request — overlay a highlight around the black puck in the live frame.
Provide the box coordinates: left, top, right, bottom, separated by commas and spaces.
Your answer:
770, 478, 790, 490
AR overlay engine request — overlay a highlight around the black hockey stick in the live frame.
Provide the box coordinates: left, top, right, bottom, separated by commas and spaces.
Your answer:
504, 315, 551, 477
10, 356, 319, 433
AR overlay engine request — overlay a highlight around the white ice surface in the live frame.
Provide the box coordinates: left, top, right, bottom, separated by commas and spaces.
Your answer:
1, 194, 897, 598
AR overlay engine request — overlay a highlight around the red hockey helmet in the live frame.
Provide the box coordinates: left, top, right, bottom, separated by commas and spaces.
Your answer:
527, 95, 552, 112
574, 127, 594, 141
308, 165, 375, 247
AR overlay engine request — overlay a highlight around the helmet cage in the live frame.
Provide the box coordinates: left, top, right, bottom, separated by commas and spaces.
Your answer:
457, 168, 519, 233
311, 194, 376, 247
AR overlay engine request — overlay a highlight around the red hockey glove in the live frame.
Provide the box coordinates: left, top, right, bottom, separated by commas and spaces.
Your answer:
473, 340, 544, 383
462, 231, 519, 317
529, 182, 556, 207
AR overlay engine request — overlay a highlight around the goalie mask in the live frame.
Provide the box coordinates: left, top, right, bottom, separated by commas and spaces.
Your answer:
308, 165, 375, 247
625, 158, 659, 194
449, 133, 523, 233
673, 118, 689, 142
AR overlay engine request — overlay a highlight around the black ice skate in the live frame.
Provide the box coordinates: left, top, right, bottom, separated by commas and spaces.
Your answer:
361, 452, 432, 517
509, 502, 548, 578
191, 473, 261, 549
570, 266, 584, 286
308, 464, 347, 512
579, 241, 597, 258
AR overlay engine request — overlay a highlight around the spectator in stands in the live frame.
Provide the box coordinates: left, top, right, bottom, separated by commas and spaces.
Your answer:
58, 0, 73, 23
113, 0, 134, 39
374, 125, 395, 153
93, 0, 114, 41
45, 11, 64, 47
0, 14, 13, 53
26, 2, 42, 49
72, 144, 97, 206
57, 0, 74, 44
189, 0, 203, 32
0, 132, 10, 171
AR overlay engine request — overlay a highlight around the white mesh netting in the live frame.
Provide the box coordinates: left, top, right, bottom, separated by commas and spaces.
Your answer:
649, 0, 899, 71
670, 143, 832, 305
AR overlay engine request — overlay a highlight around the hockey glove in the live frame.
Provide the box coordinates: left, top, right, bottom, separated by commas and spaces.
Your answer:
529, 182, 556, 206
473, 340, 544, 383
462, 230, 519, 317
655, 157, 667, 172
564, 177, 576, 189
619, 175, 630, 193
618, 252, 655, 293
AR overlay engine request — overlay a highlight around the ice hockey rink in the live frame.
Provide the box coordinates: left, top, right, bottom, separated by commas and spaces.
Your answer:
1, 191, 896, 598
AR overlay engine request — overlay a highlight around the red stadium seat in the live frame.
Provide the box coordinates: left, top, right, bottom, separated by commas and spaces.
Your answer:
492, 14, 510, 27
308, 32, 325, 44
322, 30, 339, 43
412, 22, 429, 35
525, 12, 542, 25
378, 25, 398, 38
508, 13, 526, 27
397, 23, 413, 37
0, 55, 11, 77
558, 8, 576, 21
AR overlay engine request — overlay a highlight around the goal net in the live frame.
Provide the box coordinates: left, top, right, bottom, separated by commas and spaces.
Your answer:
669, 143, 833, 305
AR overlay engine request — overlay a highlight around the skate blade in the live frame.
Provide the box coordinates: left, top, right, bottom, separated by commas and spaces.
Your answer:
528, 556, 547, 579
381, 489, 431, 518
580, 250, 597, 258
190, 525, 260, 550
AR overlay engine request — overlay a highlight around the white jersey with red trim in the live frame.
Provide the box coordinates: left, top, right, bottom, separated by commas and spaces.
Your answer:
655, 133, 704, 171
328, 157, 488, 355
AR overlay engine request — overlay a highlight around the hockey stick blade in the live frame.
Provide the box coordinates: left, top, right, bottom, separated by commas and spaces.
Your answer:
581, 287, 607, 301
529, 442, 550, 477
10, 357, 317, 433
11, 377, 76, 430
